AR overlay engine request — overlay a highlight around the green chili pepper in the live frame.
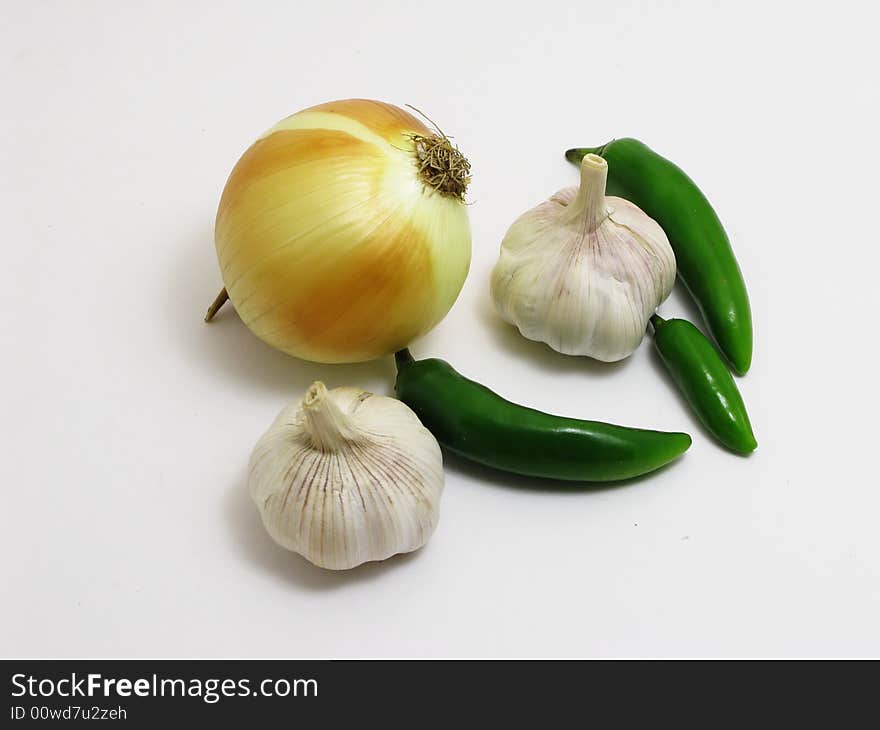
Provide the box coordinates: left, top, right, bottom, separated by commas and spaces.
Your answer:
650, 314, 756, 454
565, 139, 753, 375
394, 349, 691, 482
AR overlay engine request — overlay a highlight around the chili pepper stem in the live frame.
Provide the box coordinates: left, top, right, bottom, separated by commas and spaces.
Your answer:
394, 348, 415, 370
565, 143, 609, 163
204, 287, 229, 322
650, 313, 667, 332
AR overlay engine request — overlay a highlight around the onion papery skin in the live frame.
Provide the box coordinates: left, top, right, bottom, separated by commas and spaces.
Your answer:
214, 99, 472, 364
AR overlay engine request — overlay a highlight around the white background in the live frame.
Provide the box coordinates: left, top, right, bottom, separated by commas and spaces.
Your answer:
2, 0, 878, 658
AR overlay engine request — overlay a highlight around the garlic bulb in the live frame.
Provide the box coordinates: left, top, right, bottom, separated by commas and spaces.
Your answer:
248, 381, 444, 570
490, 154, 676, 361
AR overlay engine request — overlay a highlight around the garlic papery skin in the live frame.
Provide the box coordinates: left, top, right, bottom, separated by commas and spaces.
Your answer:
490, 154, 676, 362
248, 382, 444, 570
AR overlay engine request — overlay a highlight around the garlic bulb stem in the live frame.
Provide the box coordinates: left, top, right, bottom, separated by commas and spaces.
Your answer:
560, 153, 610, 229
302, 381, 359, 451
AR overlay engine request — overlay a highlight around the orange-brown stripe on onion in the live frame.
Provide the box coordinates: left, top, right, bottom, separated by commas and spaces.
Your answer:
206, 99, 472, 364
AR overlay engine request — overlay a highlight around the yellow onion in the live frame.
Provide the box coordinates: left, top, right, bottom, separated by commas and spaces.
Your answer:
208, 98, 472, 363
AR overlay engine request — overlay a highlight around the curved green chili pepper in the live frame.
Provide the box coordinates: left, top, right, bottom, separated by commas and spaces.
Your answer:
394, 349, 691, 482
565, 139, 753, 375
650, 314, 756, 454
